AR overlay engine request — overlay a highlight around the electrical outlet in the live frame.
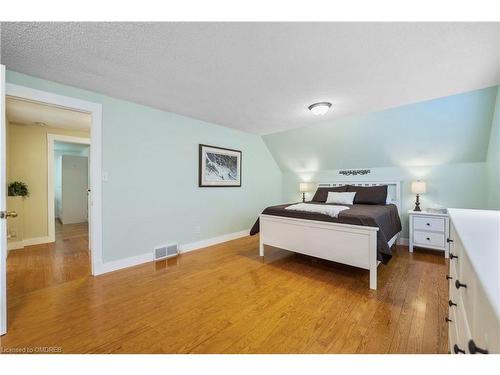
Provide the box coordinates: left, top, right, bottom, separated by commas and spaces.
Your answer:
194, 225, 201, 234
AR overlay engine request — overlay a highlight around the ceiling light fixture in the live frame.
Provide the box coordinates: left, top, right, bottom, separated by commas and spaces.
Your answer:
308, 102, 332, 116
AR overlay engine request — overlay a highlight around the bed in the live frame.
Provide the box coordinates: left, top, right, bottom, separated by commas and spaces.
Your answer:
250, 181, 402, 290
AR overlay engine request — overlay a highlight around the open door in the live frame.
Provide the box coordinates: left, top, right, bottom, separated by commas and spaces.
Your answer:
0, 64, 7, 335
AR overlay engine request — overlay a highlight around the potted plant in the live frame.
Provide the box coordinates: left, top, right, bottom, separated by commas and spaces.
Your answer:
8, 181, 29, 197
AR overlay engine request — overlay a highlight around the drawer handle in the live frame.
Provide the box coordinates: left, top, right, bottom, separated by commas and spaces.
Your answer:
426, 237, 430, 241
468, 340, 488, 354
448, 299, 457, 307
450, 252, 458, 259
426, 223, 430, 226
453, 344, 465, 354
445, 317, 453, 323
446, 275, 453, 280
447, 238, 453, 243
455, 280, 467, 289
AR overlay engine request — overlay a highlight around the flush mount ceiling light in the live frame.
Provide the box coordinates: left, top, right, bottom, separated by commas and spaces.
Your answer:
308, 102, 332, 116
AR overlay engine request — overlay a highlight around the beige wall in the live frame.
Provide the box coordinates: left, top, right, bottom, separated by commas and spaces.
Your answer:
7, 122, 90, 242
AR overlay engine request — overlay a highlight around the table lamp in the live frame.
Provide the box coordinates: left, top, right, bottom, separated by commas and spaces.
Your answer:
299, 182, 310, 203
411, 180, 426, 212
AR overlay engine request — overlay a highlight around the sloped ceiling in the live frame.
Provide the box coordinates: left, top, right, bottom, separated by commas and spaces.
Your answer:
1, 22, 499, 135
263, 86, 498, 172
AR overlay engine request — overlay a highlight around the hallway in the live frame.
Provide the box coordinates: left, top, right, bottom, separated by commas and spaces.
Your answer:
7, 221, 89, 298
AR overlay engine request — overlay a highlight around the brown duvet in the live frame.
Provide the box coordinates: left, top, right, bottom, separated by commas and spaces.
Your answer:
249, 202, 402, 264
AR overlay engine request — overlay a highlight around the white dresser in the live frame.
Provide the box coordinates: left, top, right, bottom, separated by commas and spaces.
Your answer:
447, 209, 500, 354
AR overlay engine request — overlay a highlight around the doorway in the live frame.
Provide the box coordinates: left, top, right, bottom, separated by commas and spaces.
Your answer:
0, 75, 103, 336
5, 98, 92, 296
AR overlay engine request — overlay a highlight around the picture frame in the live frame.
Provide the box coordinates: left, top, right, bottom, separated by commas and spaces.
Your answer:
198, 144, 242, 187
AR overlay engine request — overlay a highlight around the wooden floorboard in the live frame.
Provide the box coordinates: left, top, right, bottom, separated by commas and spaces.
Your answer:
0, 232, 449, 354
7, 221, 90, 297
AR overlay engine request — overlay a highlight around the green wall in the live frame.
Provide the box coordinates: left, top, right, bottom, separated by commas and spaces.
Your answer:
6, 71, 283, 262
265, 86, 499, 239
264, 87, 497, 172
486, 86, 500, 209
282, 162, 487, 237
6, 69, 498, 251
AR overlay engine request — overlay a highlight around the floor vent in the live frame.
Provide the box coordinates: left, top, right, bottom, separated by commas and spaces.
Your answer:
154, 243, 178, 261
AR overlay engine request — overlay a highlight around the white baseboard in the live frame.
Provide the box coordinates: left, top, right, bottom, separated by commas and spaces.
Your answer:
397, 237, 409, 246
7, 241, 24, 251
7, 236, 52, 251
94, 229, 250, 276
179, 229, 250, 253
95, 251, 154, 275
24, 236, 52, 246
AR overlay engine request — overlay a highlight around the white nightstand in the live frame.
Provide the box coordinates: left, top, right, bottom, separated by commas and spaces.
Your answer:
408, 209, 450, 258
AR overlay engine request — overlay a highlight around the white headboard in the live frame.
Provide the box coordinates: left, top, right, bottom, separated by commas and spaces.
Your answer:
317, 180, 402, 213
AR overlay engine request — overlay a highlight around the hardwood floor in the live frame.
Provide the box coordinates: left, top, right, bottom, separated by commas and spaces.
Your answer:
7, 220, 89, 297
0, 233, 448, 354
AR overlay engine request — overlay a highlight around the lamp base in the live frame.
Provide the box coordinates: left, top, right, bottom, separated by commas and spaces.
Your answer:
413, 194, 421, 211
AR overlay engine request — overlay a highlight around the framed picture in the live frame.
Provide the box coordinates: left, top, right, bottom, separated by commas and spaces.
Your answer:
199, 144, 242, 187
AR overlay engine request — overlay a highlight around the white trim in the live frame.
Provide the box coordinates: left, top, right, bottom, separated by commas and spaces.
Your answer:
7, 241, 24, 251
94, 229, 250, 276
179, 229, 249, 253
96, 252, 153, 275
1, 65, 7, 335
21, 236, 52, 247
6, 83, 103, 276
47, 134, 91, 243
7, 236, 52, 251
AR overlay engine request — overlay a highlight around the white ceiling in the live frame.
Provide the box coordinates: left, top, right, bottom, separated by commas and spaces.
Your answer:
1, 22, 499, 135
6, 96, 91, 131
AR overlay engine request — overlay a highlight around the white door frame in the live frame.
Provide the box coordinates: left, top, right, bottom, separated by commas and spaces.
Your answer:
5, 83, 103, 276
47, 134, 91, 242
1, 65, 7, 335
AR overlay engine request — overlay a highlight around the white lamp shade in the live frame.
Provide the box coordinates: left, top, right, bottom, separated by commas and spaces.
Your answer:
411, 181, 427, 194
299, 182, 310, 192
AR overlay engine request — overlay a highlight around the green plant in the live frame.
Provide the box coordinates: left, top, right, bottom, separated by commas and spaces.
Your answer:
8, 181, 29, 197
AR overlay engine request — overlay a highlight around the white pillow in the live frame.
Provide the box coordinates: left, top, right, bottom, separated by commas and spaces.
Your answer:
386, 194, 392, 204
326, 191, 356, 205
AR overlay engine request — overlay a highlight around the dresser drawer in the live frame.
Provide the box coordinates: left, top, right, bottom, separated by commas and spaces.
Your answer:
471, 285, 500, 353
413, 231, 445, 248
455, 298, 472, 354
456, 249, 477, 329
449, 303, 459, 353
448, 224, 462, 262
413, 216, 445, 232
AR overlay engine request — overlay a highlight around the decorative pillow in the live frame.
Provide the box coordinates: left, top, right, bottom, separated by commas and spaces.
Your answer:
346, 185, 388, 205
311, 185, 348, 202
326, 191, 356, 205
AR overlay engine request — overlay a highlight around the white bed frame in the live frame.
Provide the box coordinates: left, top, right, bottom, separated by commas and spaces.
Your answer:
259, 181, 401, 290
